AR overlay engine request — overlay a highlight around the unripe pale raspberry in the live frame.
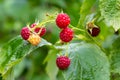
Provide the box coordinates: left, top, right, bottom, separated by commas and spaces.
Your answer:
60, 27, 73, 42
56, 56, 70, 70
56, 13, 70, 29
28, 33, 41, 46
21, 27, 30, 40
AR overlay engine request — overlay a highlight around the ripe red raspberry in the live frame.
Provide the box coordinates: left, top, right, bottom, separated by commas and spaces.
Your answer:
56, 56, 70, 70
34, 27, 46, 37
60, 27, 73, 42
56, 13, 70, 29
21, 27, 30, 40
88, 27, 100, 37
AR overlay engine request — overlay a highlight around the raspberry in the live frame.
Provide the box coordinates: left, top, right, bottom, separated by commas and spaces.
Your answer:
56, 13, 70, 29
88, 27, 100, 37
60, 27, 73, 42
30, 23, 46, 37
28, 33, 41, 46
56, 56, 70, 70
21, 27, 30, 40
30, 23, 37, 28
35, 27, 46, 37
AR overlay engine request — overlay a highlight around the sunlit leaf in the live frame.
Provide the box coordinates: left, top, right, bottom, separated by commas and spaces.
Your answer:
61, 43, 110, 80
0, 35, 52, 79
99, 0, 120, 31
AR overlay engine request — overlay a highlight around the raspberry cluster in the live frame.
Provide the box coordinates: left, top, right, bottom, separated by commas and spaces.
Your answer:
55, 13, 72, 70
20, 12, 101, 71
21, 13, 74, 70
21, 23, 46, 46
56, 13, 74, 42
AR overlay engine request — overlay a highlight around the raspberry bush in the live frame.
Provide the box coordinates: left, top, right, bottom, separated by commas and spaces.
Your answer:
0, 0, 120, 80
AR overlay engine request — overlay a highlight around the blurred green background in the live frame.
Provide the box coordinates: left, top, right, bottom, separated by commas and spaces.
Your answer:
0, 0, 82, 80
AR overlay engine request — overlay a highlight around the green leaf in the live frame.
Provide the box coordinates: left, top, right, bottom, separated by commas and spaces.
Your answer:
62, 43, 110, 80
111, 52, 120, 74
3, 68, 14, 80
78, 0, 96, 28
13, 59, 26, 79
0, 35, 52, 79
0, 74, 2, 80
110, 73, 120, 80
99, 0, 120, 31
102, 35, 118, 49
108, 35, 120, 74
102, 35, 120, 75
45, 49, 58, 80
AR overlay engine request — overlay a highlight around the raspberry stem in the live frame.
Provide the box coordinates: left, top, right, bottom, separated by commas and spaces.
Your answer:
86, 31, 106, 53
69, 24, 85, 32
36, 13, 56, 28
31, 13, 56, 31
65, 43, 69, 57
77, 18, 81, 28
37, 19, 54, 28
75, 35, 88, 40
